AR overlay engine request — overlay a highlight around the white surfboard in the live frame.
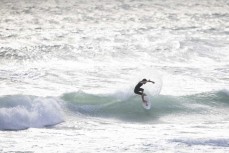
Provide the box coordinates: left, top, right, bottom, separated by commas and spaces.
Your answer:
142, 95, 151, 110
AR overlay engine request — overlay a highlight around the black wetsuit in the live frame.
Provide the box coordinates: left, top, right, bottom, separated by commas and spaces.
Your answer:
134, 81, 144, 95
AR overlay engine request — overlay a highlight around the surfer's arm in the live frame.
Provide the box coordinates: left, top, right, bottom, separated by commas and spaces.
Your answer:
147, 80, 155, 84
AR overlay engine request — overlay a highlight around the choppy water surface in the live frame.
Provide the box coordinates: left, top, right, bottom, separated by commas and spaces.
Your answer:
0, 0, 229, 152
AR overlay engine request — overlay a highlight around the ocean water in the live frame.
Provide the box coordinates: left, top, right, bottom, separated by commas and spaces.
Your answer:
0, 0, 229, 152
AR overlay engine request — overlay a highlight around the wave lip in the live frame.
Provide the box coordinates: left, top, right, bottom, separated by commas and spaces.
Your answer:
0, 95, 64, 130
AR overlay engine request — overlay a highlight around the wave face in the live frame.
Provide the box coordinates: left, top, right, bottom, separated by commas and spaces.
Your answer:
0, 95, 64, 130
61, 90, 229, 122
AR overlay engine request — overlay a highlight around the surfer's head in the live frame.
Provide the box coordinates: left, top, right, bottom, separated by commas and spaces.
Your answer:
142, 78, 147, 84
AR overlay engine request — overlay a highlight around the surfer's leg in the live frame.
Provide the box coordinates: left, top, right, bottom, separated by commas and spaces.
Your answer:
135, 88, 147, 105
141, 95, 148, 106
141, 93, 147, 104
140, 88, 146, 97
134, 90, 142, 95
139, 88, 144, 94
134, 88, 144, 95
140, 88, 148, 105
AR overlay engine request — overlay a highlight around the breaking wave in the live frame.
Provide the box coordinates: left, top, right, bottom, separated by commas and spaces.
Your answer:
0, 95, 64, 130
0, 89, 228, 130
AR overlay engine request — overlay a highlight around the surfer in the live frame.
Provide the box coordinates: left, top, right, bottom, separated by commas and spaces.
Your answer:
134, 79, 155, 105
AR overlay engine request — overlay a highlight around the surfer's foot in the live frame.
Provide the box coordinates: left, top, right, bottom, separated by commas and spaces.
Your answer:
143, 101, 148, 106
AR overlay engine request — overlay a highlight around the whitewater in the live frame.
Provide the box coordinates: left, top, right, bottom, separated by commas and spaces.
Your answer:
0, 0, 229, 152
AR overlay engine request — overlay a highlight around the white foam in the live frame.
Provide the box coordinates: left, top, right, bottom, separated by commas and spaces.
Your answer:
172, 138, 229, 147
0, 96, 64, 130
